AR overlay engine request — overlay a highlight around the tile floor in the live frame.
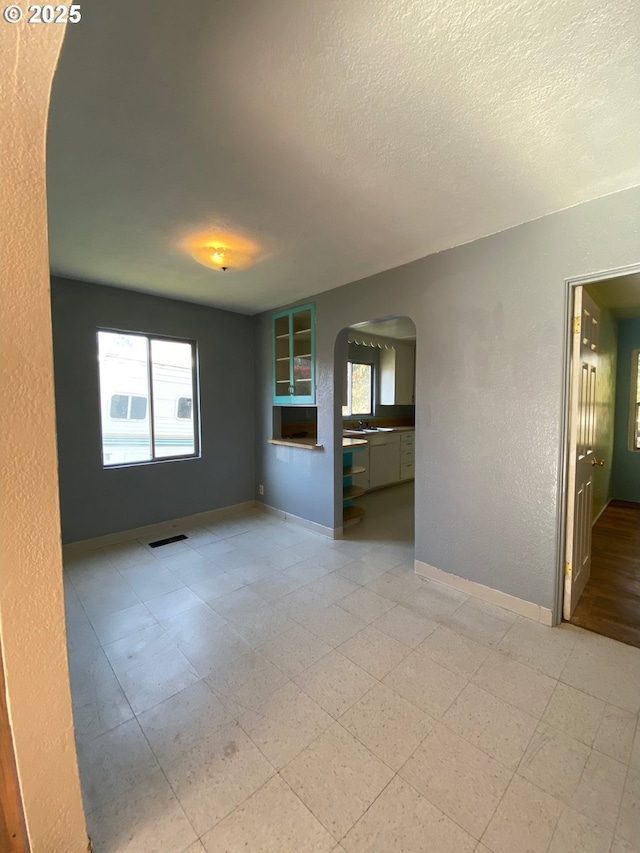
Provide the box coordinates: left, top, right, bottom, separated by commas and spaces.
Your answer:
64, 483, 640, 852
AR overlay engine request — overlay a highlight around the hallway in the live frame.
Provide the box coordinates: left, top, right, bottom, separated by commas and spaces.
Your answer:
571, 501, 640, 648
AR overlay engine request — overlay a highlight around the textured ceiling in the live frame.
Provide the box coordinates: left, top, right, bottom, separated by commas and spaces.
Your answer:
47, 0, 640, 314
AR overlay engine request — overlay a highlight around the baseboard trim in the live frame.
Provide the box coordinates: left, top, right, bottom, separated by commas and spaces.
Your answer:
257, 503, 341, 539
415, 560, 554, 625
63, 501, 258, 555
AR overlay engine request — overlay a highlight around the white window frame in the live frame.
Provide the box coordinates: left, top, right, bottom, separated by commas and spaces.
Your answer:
342, 360, 373, 417
98, 329, 200, 468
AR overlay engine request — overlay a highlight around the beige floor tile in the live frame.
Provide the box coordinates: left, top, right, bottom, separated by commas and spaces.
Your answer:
169, 620, 253, 679
248, 573, 303, 602
137, 680, 234, 769
188, 571, 245, 602
201, 776, 335, 853
560, 637, 640, 714
615, 766, 639, 843
81, 584, 143, 620
570, 750, 628, 831
77, 718, 159, 813
227, 603, 297, 648
382, 650, 467, 719
593, 704, 637, 765
164, 722, 275, 836
631, 717, 640, 769
294, 650, 377, 718
209, 586, 268, 619
416, 625, 491, 679
400, 724, 512, 839
517, 722, 590, 800
364, 571, 424, 604
404, 581, 468, 621
336, 587, 395, 623
119, 563, 186, 602
86, 768, 197, 853
72, 668, 134, 743
443, 599, 515, 648
298, 604, 368, 648
371, 603, 438, 648
336, 558, 390, 586
497, 618, 576, 679
103, 623, 174, 674
339, 683, 433, 770
89, 602, 157, 646
481, 775, 564, 853
471, 651, 556, 718
442, 683, 538, 770
304, 574, 361, 606
282, 560, 336, 586
115, 649, 201, 715
611, 834, 638, 853
239, 682, 333, 770
280, 722, 393, 840
274, 586, 328, 622
205, 650, 289, 714
337, 625, 411, 680
145, 587, 205, 621
182, 842, 206, 853
258, 624, 332, 678
541, 682, 605, 746
342, 776, 476, 853
548, 806, 613, 853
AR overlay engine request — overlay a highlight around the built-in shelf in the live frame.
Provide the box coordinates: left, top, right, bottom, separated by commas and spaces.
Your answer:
343, 505, 366, 525
343, 465, 365, 476
343, 485, 366, 500
267, 438, 323, 451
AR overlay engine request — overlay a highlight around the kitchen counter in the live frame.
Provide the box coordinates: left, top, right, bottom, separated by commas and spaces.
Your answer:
343, 426, 415, 436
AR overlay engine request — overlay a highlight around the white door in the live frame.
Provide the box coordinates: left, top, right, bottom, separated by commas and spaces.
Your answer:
564, 288, 601, 620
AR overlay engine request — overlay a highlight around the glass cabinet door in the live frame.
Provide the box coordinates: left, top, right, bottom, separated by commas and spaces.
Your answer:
291, 307, 313, 398
272, 304, 315, 404
274, 313, 292, 398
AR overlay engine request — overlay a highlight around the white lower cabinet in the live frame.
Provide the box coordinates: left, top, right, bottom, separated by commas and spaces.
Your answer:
368, 433, 401, 489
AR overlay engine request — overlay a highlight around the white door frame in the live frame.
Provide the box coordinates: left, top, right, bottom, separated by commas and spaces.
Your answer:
555, 262, 640, 625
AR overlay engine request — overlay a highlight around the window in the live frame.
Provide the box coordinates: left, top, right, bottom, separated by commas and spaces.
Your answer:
109, 394, 147, 420
176, 397, 193, 419
633, 349, 640, 451
98, 330, 199, 466
342, 361, 373, 417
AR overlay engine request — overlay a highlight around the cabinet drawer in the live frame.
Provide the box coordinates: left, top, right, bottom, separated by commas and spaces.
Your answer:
400, 432, 415, 446
401, 448, 415, 463
400, 462, 415, 480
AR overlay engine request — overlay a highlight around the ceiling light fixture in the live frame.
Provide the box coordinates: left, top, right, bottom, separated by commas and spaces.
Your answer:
183, 231, 261, 273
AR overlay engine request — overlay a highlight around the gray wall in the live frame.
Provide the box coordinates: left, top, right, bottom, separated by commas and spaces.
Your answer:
51, 277, 255, 543
254, 187, 640, 611
612, 317, 640, 502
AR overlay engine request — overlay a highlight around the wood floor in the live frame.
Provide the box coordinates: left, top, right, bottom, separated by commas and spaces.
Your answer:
571, 500, 640, 648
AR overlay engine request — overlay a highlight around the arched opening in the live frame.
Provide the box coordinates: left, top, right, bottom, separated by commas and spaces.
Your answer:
334, 316, 417, 556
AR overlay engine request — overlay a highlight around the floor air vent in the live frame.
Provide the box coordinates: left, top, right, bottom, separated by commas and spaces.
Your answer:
148, 534, 188, 548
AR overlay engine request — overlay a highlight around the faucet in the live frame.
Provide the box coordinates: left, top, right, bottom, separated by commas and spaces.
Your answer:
357, 420, 364, 429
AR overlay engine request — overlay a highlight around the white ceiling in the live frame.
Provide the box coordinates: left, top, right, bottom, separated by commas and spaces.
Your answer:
47, 0, 640, 315
351, 317, 417, 340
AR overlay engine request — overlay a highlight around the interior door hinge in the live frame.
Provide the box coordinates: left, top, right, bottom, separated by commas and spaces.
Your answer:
572, 317, 581, 334
565, 561, 572, 578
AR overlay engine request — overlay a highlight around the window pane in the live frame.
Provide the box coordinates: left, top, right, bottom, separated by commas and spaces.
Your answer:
130, 395, 148, 420
109, 394, 129, 420
98, 331, 151, 465
150, 339, 196, 458
177, 397, 192, 419
350, 363, 372, 415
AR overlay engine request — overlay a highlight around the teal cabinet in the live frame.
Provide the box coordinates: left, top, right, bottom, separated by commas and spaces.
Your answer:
273, 304, 316, 404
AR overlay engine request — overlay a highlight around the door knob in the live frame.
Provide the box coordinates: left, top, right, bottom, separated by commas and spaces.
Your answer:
590, 458, 605, 467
